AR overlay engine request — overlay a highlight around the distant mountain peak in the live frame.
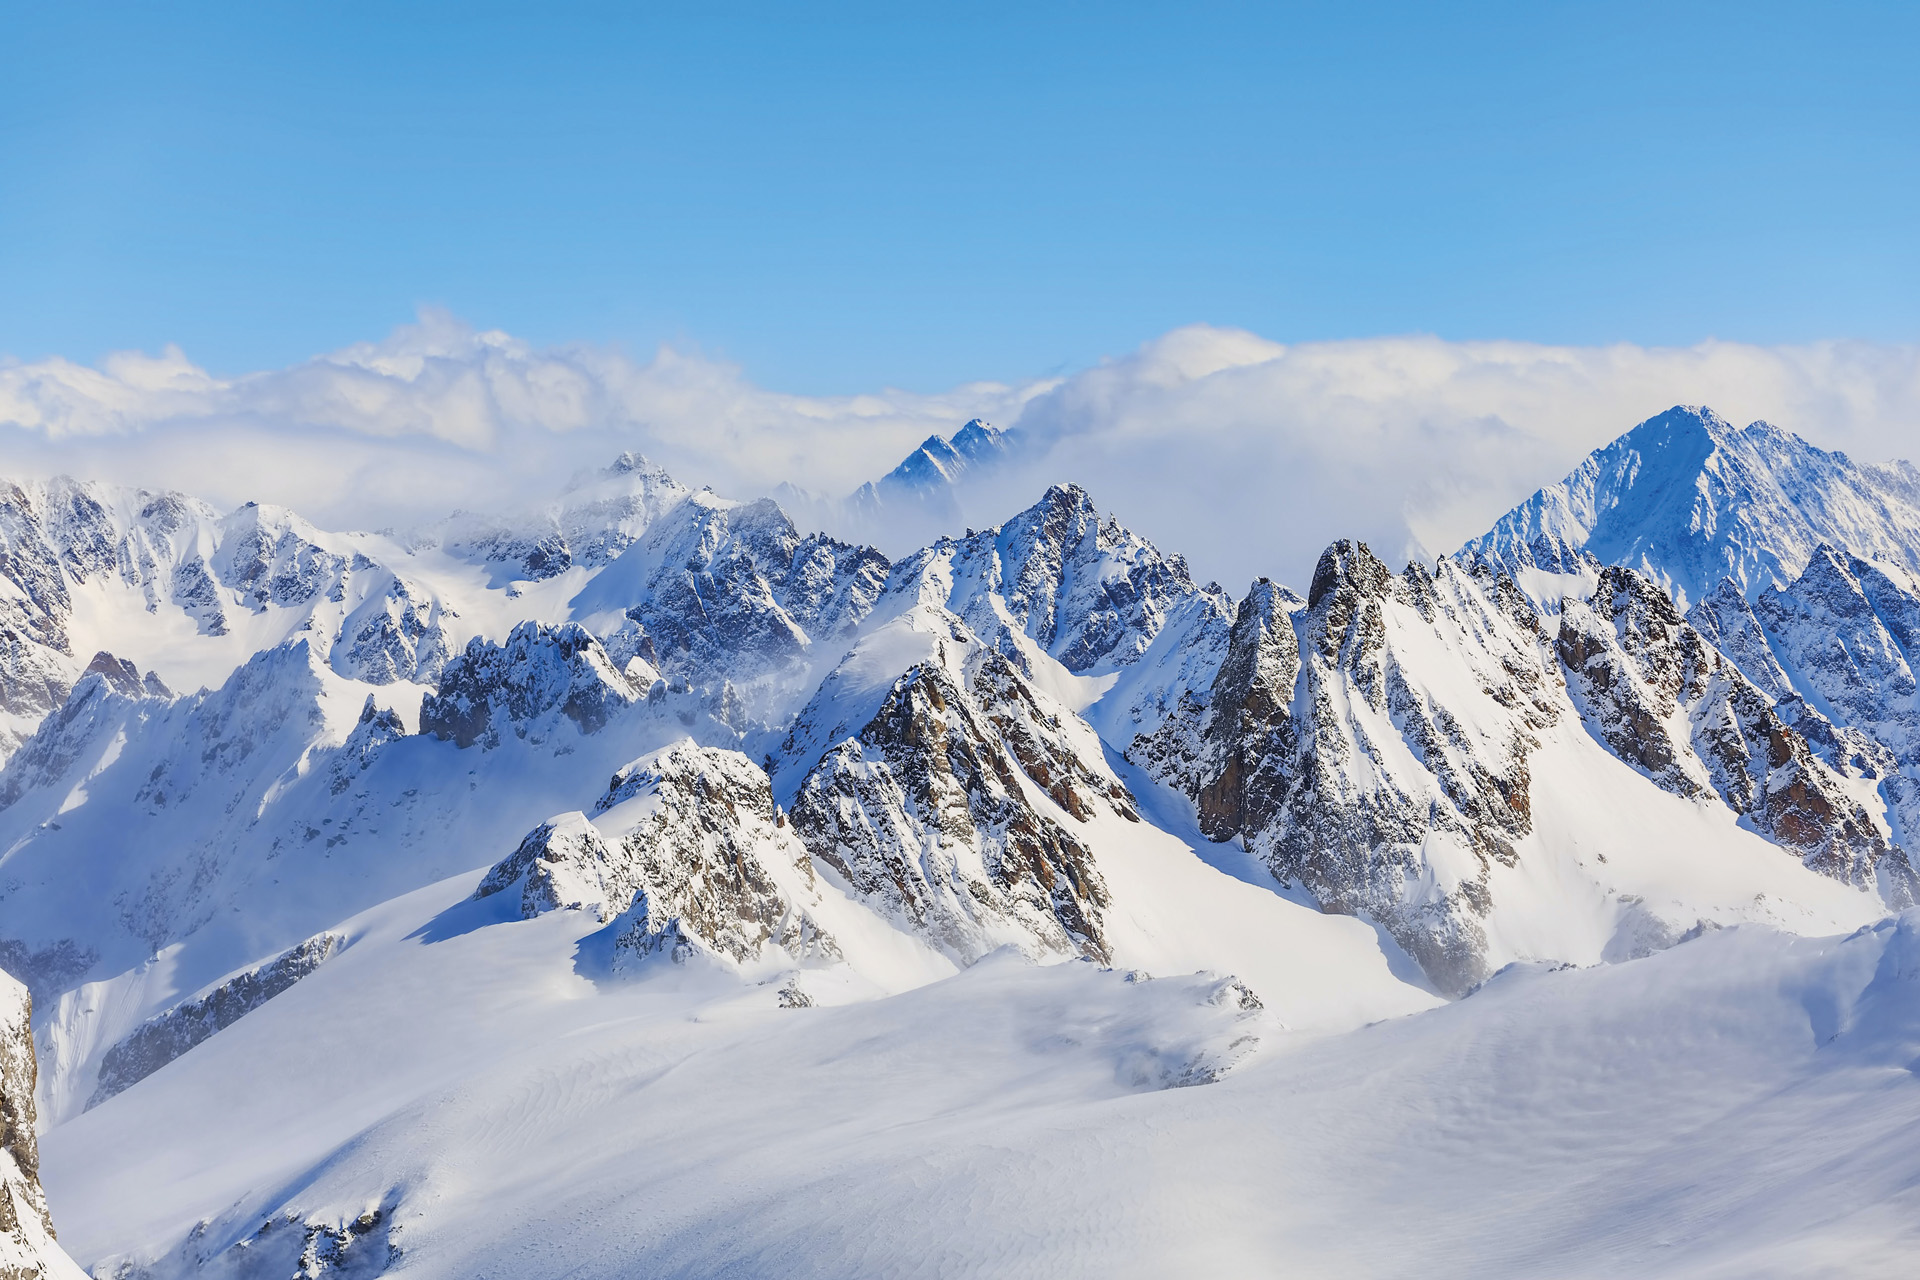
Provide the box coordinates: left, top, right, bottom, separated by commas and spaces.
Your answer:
1461, 405, 1920, 611
858, 420, 1014, 509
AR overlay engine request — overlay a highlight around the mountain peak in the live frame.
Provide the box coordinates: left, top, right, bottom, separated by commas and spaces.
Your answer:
1461, 407, 1920, 610
861, 420, 1016, 509
1308, 539, 1391, 610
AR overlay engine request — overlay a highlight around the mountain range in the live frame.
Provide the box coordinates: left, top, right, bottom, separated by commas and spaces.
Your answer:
4, 405, 1920, 1277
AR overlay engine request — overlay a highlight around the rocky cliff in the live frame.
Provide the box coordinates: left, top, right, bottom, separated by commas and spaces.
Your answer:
0, 973, 84, 1279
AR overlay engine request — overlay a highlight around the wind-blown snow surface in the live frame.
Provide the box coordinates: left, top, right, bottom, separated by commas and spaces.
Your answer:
44, 893, 1920, 1279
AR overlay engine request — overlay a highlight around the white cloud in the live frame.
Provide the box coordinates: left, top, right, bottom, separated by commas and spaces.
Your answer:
0, 308, 1052, 529
959, 328, 1920, 590
3, 311, 1917, 593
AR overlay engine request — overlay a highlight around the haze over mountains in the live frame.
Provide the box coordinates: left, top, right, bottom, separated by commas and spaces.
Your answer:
3, 405, 1920, 1277
14, 314, 1920, 596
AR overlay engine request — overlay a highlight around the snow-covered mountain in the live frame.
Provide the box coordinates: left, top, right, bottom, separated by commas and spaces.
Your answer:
848, 417, 1014, 518
5, 410, 1920, 1277
1461, 404, 1920, 908
774, 418, 1022, 558
1462, 405, 1920, 610
0, 455, 694, 763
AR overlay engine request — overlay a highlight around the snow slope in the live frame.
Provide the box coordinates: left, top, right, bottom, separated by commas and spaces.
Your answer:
42, 883, 1920, 1278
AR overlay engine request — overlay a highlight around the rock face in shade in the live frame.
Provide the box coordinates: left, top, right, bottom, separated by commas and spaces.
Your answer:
0, 972, 85, 1279
87, 934, 343, 1109
1141, 543, 1558, 995
422, 622, 661, 749
1556, 566, 1902, 892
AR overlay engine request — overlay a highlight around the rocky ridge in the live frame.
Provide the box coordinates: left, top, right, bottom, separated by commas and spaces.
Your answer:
1139, 544, 1561, 993
879, 483, 1228, 678
784, 608, 1137, 964
476, 742, 837, 969
87, 933, 342, 1108
0, 455, 700, 767
569, 490, 892, 715
0, 973, 84, 1279
1558, 565, 1903, 891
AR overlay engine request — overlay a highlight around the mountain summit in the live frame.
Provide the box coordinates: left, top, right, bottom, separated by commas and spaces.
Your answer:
1462, 405, 1920, 609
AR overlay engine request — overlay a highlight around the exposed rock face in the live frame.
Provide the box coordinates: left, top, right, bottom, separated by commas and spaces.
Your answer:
105, 1197, 401, 1280
0, 661, 172, 812
1754, 549, 1920, 751
477, 814, 632, 922
883, 483, 1229, 677
786, 613, 1130, 964
1463, 405, 1920, 609
132, 643, 334, 820
1221, 546, 1556, 995
1139, 542, 1912, 993
333, 575, 450, 686
1560, 566, 1900, 889
476, 742, 837, 968
1688, 578, 1796, 701
1188, 578, 1302, 842
0, 972, 84, 1279
439, 451, 690, 582
88, 933, 343, 1109
79, 652, 168, 700
1742, 548, 1920, 849
574, 492, 890, 697
422, 622, 660, 748
0, 478, 135, 758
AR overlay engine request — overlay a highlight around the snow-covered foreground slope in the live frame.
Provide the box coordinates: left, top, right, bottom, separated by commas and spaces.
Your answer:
42, 880, 1920, 1278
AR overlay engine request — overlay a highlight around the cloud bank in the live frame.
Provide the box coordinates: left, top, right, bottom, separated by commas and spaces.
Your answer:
4, 310, 1918, 591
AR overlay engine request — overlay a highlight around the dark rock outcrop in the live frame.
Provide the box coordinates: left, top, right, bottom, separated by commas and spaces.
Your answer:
788, 622, 1128, 964
1, 972, 88, 1277
1563, 566, 1901, 890
88, 933, 343, 1108
422, 622, 656, 748
1149, 544, 1557, 995
476, 743, 837, 967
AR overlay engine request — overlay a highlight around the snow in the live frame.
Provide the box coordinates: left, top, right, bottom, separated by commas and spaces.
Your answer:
1484, 725, 1887, 966
1465, 405, 1920, 611
40, 877, 1920, 1278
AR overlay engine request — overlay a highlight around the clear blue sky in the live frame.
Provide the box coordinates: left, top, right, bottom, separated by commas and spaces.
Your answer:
4, 1, 1915, 392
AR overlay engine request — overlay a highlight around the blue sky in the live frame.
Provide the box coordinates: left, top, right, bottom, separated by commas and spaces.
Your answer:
4, 1, 1916, 393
